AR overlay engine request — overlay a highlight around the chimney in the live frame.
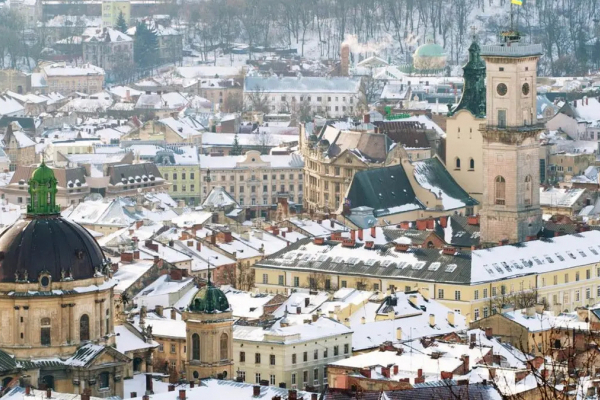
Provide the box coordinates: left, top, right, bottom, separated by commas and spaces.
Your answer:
314, 237, 325, 245
170, 269, 183, 281
381, 366, 390, 378
408, 294, 418, 308
211, 234, 216, 245
330, 219, 334, 228
25, 386, 31, 396
461, 354, 470, 371
143, 396, 149, 400
447, 311, 455, 326
467, 215, 479, 226
415, 219, 427, 230
288, 389, 297, 400
304, 297, 310, 307
224, 231, 233, 243
399, 221, 410, 229
535, 303, 544, 314
526, 306, 535, 318
168, 385, 175, 392
358, 229, 363, 241
363, 113, 370, 124
121, 252, 133, 263
438, 216, 448, 228
252, 386, 260, 397
46, 388, 51, 399
470, 333, 476, 344
189, 381, 194, 388
171, 309, 177, 320
396, 327, 402, 340
360, 368, 371, 379
485, 327, 493, 339
146, 374, 153, 392
196, 242, 201, 252
312, 314, 318, 322
395, 243, 410, 252
340, 43, 350, 76
370, 226, 376, 238
364, 240, 374, 249
178, 389, 186, 400
130, 393, 137, 398
350, 230, 356, 241
417, 368, 423, 378
429, 313, 435, 327
342, 238, 355, 248
442, 246, 456, 255
155, 305, 163, 317
133, 250, 140, 260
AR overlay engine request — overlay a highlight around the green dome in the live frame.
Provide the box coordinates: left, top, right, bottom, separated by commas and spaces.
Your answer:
414, 43, 445, 58
31, 161, 56, 183
189, 283, 230, 314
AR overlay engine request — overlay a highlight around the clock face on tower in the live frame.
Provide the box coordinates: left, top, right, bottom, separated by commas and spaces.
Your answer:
522, 82, 530, 95
497, 83, 508, 96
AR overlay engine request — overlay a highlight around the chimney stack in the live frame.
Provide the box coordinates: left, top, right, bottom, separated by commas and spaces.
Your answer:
178, 389, 186, 400
171, 309, 177, 320
447, 311, 455, 326
429, 313, 435, 327
253, 386, 260, 397
396, 327, 402, 340
46, 388, 51, 399
485, 327, 493, 339
340, 43, 350, 76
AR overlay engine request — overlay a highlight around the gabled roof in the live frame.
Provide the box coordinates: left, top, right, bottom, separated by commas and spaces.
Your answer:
412, 157, 478, 210
373, 120, 431, 149
64, 343, 129, 368
346, 164, 423, 217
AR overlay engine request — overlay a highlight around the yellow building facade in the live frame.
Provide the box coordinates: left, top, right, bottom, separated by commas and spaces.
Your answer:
102, 0, 130, 28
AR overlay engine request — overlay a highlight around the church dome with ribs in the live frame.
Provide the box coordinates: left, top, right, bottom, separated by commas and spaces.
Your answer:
0, 162, 106, 283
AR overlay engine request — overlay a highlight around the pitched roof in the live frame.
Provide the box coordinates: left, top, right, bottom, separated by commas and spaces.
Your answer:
346, 164, 423, 217
412, 157, 478, 210
107, 163, 163, 185
373, 121, 431, 149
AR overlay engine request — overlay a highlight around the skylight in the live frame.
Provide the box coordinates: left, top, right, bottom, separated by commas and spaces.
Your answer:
428, 262, 441, 271
317, 255, 328, 262
589, 247, 598, 256
347, 257, 360, 265
381, 260, 393, 267
396, 262, 408, 269
566, 251, 576, 260
555, 253, 565, 261
333, 256, 344, 263
544, 255, 554, 264
578, 249, 587, 258
365, 259, 377, 266
413, 261, 426, 270
445, 264, 457, 272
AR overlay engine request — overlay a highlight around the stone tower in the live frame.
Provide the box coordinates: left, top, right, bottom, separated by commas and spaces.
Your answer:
184, 276, 234, 381
479, 31, 543, 244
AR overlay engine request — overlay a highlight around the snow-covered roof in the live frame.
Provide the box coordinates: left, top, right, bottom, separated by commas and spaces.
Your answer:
82, 27, 133, 42
108, 86, 143, 99
176, 65, 242, 79
199, 153, 303, 169
244, 76, 362, 94
112, 260, 154, 293
223, 288, 275, 320
233, 316, 351, 344
202, 186, 238, 208
539, 187, 586, 208
0, 95, 25, 116
43, 62, 105, 77
114, 324, 158, 353
132, 311, 186, 339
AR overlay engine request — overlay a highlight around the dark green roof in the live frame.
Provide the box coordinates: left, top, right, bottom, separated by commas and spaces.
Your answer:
0, 349, 16, 373
189, 283, 230, 314
414, 43, 445, 58
346, 164, 424, 217
449, 41, 486, 118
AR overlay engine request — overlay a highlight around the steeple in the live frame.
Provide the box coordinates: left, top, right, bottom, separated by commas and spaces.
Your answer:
27, 161, 60, 216
449, 41, 486, 118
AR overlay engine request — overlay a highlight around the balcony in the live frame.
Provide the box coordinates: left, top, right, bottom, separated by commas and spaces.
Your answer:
479, 122, 544, 132
480, 43, 543, 58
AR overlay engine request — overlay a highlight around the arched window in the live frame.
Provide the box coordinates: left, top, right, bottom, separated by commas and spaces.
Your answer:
192, 333, 200, 360
495, 176, 506, 205
41, 318, 51, 346
524, 175, 532, 206
469, 158, 475, 170
79, 314, 90, 341
455, 158, 461, 170
220, 333, 228, 360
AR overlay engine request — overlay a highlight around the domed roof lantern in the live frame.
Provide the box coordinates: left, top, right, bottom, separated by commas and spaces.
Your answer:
189, 269, 230, 314
27, 160, 60, 216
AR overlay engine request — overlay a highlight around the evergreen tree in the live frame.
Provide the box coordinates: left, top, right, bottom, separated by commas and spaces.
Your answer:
115, 11, 128, 33
230, 134, 243, 155
133, 21, 159, 70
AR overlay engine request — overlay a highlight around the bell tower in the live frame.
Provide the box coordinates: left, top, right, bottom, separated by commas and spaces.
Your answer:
479, 31, 543, 244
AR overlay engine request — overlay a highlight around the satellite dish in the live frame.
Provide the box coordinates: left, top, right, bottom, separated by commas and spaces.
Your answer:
137, 188, 142, 193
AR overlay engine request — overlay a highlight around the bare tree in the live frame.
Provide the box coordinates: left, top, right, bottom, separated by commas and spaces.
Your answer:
246, 85, 271, 113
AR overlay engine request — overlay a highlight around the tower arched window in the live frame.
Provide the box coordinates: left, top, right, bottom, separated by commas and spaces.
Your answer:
79, 314, 90, 341
192, 333, 200, 360
41, 318, 51, 346
495, 176, 506, 205
220, 333, 228, 360
524, 175, 532, 206
469, 158, 475, 170
455, 158, 461, 170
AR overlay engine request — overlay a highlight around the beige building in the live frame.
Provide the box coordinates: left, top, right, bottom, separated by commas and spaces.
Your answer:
301, 124, 402, 214
200, 151, 304, 218
547, 151, 595, 183
0, 163, 128, 397
3, 124, 36, 171
42, 63, 105, 95
198, 78, 243, 112
233, 315, 352, 389
479, 33, 543, 245
184, 283, 234, 381
101, 0, 130, 28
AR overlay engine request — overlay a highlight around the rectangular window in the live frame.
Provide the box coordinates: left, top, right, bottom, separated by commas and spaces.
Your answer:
190, 173, 194, 179
158, 343, 164, 352
554, 275, 558, 285
314, 349, 318, 360
292, 373, 296, 385
565, 273, 569, 283
323, 348, 328, 358
587, 269, 591, 280
474, 309, 480, 320
270, 355, 275, 365
483, 307, 489, 318
438, 289, 444, 299
341, 280, 347, 288
483, 288, 488, 298
182, 173, 186, 180
255, 373, 261, 384
270, 375, 275, 385
303, 371, 308, 383
262, 274, 268, 284
455, 291, 461, 301
171, 344, 176, 353
278, 275, 284, 285
334, 346, 339, 356
576, 272, 580, 282
586, 288, 591, 299
294, 277, 299, 287
492, 287, 497, 297
303, 352, 308, 362
474, 290, 479, 300
576, 290, 580, 302
240, 352, 245, 362
344, 344, 349, 354
314, 368, 319, 381
255, 353, 261, 364
292, 354, 297, 364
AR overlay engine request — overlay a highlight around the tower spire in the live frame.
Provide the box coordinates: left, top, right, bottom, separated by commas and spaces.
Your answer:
27, 162, 60, 216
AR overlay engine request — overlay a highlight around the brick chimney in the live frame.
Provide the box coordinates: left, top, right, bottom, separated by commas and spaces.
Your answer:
371, 226, 376, 238
224, 231, 233, 243
395, 243, 410, 252
171, 309, 177, 320
485, 327, 493, 339
178, 389, 186, 400
358, 229, 363, 241
288, 389, 297, 400
196, 241, 201, 251
155, 305, 163, 317
438, 216, 448, 228
340, 43, 350, 76
252, 386, 260, 397
46, 388, 51, 399
121, 252, 133, 263
442, 246, 456, 255
170, 269, 182, 280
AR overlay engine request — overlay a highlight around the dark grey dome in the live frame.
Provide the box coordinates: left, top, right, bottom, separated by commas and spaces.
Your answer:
0, 216, 107, 283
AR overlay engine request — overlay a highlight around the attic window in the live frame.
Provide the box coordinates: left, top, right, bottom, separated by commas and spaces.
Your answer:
445, 264, 457, 273
381, 260, 394, 267
555, 253, 565, 262
544, 255, 554, 264
365, 259, 377, 266
396, 262, 408, 269
412, 261, 426, 270
428, 262, 441, 271
532, 256, 543, 265
589, 247, 598, 256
